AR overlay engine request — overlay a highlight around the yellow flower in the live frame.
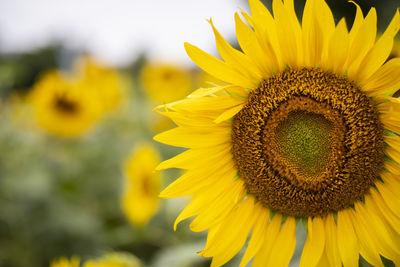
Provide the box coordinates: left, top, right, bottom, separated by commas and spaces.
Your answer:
51, 257, 80, 267
51, 253, 140, 267
121, 143, 161, 227
30, 70, 103, 137
154, 0, 400, 266
83, 252, 141, 267
75, 56, 127, 112
141, 63, 192, 103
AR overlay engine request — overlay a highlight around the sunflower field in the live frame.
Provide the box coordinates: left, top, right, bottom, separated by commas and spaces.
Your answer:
0, 0, 399, 267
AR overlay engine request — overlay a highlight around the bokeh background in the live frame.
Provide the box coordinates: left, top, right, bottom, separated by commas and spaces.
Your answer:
0, 0, 399, 266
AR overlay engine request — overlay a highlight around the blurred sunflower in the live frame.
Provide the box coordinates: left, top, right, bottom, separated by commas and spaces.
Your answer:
121, 143, 161, 227
141, 63, 192, 103
51, 253, 140, 267
30, 71, 103, 137
154, 0, 400, 266
83, 252, 141, 267
75, 56, 127, 112
51, 257, 80, 267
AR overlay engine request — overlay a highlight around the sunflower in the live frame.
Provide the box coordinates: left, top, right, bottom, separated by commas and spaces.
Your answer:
121, 143, 161, 227
51, 253, 140, 267
154, 0, 400, 266
30, 70, 103, 137
51, 257, 80, 267
75, 56, 126, 112
83, 252, 141, 267
141, 62, 192, 103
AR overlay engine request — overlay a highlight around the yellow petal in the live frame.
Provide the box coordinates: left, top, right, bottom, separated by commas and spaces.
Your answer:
189, 179, 246, 232
370, 189, 400, 234
156, 145, 230, 170
224, 85, 250, 98
384, 161, 400, 176
184, 42, 254, 88
154, 127, 230, 148
234, 13, 274, 75
385, 135, 400, 149
354, 9, 400, 83
299, 216, 325, 267
208, 19, 262, 82
346, 8, 377, 78
247, 0, 282, 70
301, 0, 317, 66
201, 197, 257, 266
156, 109, 228, 128
322, 18, 349, 74
337, 208, 359, 267
273, 0, 302, 66
266, 216, 297, 267
302, 0, 335, 66
188, 85, 232, 98
348, 1, 364, 42
376, 180, 400, 217
350, 206, 384, 267
362, 58, 400, 96
173, 178, 241, 230
157, 94, 245, 114
173, 195, 211, 231
324, 214, 341, 267
239, 204, 270, 267
355, 198, 400, 262
159, 161, 235, 198
386, 147, 400, 164
382, 115, 400, 135
316, 251, 330, 267
252, 214, 283, 267
214, 104, 244, 123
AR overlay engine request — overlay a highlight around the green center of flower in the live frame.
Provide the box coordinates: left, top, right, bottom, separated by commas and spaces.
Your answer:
276, 111, 332, 177
231, 68, 384, 217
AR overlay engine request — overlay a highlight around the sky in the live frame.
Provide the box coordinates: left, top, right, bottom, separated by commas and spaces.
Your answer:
0, 0, 248, 66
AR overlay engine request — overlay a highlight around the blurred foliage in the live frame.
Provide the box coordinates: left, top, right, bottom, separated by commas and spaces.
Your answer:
0, 45, 60, 98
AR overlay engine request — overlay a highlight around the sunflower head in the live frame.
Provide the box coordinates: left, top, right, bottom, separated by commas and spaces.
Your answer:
30, 70, 104, 137
154, 0, 400, 266
74, 56, 127, 112
83, 252, 141, 267
50, 257, 80, 267
141, 62, 192, 103
121, 143, 161, 227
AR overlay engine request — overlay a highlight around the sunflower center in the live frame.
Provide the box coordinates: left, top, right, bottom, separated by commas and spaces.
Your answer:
276, 111, 332, 176
54, 96, 79, 115
231, 68, 384, 217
